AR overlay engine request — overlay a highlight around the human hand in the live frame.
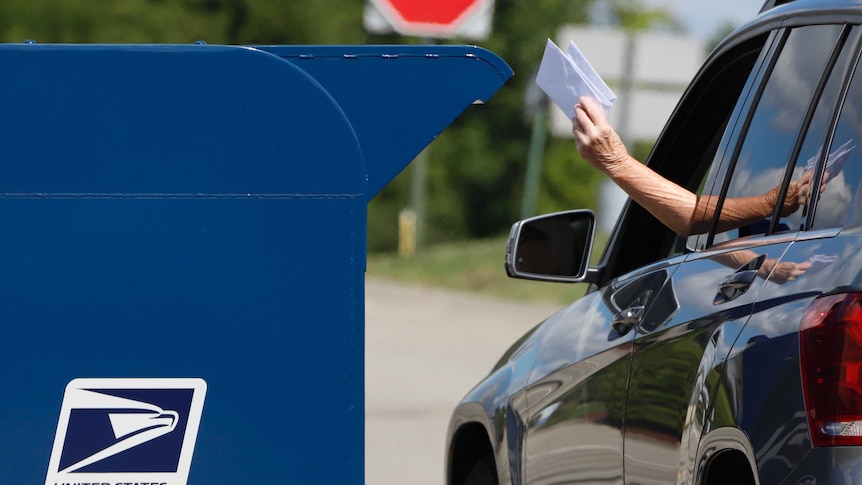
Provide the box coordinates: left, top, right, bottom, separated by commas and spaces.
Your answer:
764, 169, 829, 218
759, 257, 812, 284
766, 182, 801, 218
572, 96, 629, 174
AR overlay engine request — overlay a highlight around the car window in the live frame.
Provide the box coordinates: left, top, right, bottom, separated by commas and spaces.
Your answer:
812, 33, 862, 231
777, 28, 858, 233
685, 34, 779, 252
710, 25, 844, 246
599, 34, 770, 280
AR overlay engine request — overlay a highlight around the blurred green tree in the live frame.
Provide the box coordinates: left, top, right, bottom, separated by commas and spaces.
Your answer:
0, 0, 371, 44
606, 0, 680, 33
0, 0, 228, 43
368, 0, 603, 251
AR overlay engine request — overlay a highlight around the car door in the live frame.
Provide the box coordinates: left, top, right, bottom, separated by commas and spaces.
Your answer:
622, 23, 853, 484
518, 25, 778, 485
520, 258, 681, 485
711, 26, 862, 483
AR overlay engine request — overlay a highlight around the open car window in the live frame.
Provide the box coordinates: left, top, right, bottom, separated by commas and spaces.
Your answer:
705, 25, 846, 246
777, 27, 859, 234
600, 33, 771, 280
811, 29, 862, 232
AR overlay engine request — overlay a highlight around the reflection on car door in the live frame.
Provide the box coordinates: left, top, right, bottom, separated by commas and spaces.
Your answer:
519, 23, 783, 485
713, 35, 862, 480
623, 242, 791, 483
624, 23, 850, 484
522, 258, 681, 484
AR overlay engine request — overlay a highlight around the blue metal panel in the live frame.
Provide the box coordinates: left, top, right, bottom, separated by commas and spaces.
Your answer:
258, 45, 514, 199
0, 44, 365, 196
1, 197, 364, 482
0, 42, 511, 484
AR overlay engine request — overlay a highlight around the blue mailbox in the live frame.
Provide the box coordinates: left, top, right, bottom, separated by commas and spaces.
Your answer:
0, 43, 512, 484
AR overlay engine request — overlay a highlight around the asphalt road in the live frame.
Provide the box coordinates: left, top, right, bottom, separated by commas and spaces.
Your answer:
365, 277, 562, 485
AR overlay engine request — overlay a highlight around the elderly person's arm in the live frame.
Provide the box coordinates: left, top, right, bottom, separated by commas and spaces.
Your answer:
572, 96, 697, 235
690, 186, 804, 235
572, 96, 799, 237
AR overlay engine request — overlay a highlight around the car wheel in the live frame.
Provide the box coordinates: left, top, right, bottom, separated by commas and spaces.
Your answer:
464, 458, 498, 485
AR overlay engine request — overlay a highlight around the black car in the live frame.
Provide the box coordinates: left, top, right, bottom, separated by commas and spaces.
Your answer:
446, 0, 862, 484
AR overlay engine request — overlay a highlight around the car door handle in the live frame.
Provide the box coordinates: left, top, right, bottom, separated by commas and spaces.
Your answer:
715, 254, 766, 303
611, 305, 645, 336
718, 269, 758, 293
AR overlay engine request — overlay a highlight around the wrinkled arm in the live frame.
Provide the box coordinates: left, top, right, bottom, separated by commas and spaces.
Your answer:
572, 96, 790, 237
689, 173, 806, 235
597, 152, 698, 236
691, 194, 773, 235
572, 97, 697, 236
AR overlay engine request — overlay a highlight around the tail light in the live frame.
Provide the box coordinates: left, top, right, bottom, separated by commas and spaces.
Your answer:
800, 293, 862, 446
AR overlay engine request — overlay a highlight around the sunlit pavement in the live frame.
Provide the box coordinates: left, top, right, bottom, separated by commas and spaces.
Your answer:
365, 277, 560, 485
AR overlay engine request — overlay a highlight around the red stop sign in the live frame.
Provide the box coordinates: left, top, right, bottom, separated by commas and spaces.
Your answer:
369, 0, 492, 38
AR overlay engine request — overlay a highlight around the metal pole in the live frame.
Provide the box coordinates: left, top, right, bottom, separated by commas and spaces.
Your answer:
616, 31, 637, 150
409, 146, 428, 249
521, 106, 548, 220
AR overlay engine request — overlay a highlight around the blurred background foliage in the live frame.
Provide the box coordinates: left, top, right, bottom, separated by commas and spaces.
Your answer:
0, 0, 675, 253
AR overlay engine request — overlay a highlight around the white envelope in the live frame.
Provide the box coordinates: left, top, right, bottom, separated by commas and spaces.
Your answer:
566, 40, 616, 108
805, 139, 855, 181
535, 38, 616, 119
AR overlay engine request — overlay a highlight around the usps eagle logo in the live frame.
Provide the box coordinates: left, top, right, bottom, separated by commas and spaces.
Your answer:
45, 378, 206, 485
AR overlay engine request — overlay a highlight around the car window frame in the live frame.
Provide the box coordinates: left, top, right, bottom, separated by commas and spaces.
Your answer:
702, 24, 857, 249
700, 26, 791, 248
804, 26, 862, 235
774, 25, 860, 235
594, 30, 778, 286
686, 30, 783, 252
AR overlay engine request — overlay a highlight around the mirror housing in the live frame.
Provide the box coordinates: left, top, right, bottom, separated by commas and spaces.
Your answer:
505, 210, 597, 283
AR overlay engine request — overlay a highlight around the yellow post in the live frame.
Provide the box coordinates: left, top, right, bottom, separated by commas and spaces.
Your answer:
398, 208, 417, 257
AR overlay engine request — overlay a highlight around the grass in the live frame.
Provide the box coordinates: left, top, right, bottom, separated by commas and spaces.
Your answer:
366, 236, 600, 306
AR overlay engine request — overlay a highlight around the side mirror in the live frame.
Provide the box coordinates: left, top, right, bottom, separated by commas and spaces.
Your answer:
505, 210, 596, 283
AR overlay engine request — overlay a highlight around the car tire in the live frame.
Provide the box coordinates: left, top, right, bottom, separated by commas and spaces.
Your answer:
464, 458, 498, 485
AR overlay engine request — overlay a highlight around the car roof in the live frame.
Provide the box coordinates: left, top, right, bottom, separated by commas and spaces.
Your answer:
761, 0, 862, 12
710, 0, 862, 61
758, 0, 862, 17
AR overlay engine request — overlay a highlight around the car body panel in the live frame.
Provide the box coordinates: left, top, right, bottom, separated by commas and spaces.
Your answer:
521, 257, 684, 484
624, 242, 792, 484
714, 233, 862, 482
447, 2, 862, 484
447, 318, 542, 485
520, 294, 634, 485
